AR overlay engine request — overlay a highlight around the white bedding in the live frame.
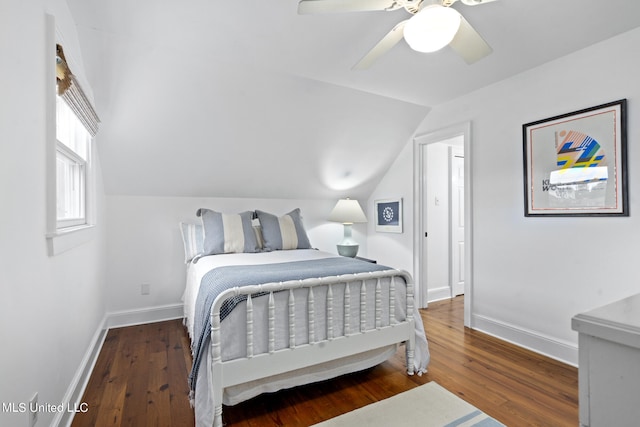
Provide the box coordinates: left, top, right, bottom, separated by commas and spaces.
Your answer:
183, 249, 429, 427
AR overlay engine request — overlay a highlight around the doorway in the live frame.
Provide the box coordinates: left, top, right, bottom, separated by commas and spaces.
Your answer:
414, 122, 473, 327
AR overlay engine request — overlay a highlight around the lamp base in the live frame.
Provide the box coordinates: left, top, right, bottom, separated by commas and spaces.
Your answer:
337, 244, 359, 257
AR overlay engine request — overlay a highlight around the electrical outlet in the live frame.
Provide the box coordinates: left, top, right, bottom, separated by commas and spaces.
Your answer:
141, 283, 151, 295
29, 393, 38, 427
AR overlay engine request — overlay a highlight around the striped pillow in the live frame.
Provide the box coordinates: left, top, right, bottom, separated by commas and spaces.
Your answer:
197, 209, 260, 255
255, 208, 312, 251
179, 222, 204, 263
253, 225, 264, 250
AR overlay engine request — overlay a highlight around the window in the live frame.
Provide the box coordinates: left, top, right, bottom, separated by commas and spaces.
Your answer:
46, 20, 100, 255
56, 96, 91, 228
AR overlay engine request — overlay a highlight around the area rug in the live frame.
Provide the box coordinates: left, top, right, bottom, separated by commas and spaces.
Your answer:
312, 382, 505, 427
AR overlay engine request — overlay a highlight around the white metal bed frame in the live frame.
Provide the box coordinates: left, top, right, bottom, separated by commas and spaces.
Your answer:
207, 269, 416, 427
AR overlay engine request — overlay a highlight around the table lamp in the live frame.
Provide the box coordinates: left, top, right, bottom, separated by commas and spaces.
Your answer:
328, 198, 367, 257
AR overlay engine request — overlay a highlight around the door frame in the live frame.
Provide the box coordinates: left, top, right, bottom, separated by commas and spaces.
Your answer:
413, 121, 474, 327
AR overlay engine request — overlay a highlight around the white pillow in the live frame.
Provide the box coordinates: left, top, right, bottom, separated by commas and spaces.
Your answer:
179, 222, 204, 263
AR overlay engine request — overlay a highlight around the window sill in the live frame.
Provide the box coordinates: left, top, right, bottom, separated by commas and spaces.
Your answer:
46, 224, 96, 256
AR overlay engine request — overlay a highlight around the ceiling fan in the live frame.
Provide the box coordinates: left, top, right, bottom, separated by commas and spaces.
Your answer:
297, 0, 496, 69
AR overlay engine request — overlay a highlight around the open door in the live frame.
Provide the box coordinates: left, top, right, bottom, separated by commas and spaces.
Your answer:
450, 148, 465, 296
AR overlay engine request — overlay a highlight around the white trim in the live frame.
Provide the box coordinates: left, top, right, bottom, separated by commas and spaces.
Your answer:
472, 313, 578, 367
46, 224, 96, 256
413, 122, 473, 325
46, 14, 58, 236
105, 303, 184, 329
427, 285, 453, 303
52, 315, 108, 427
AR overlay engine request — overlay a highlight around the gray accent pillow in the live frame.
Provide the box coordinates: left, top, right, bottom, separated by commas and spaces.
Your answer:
196, 209, 260, 255
255, 208, 312, 251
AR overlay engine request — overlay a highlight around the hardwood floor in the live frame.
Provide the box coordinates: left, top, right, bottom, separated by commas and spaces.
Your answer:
71, 297, 578, 426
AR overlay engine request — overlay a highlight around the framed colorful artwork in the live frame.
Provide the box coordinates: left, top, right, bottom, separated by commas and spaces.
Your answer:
522, 99, 628, 216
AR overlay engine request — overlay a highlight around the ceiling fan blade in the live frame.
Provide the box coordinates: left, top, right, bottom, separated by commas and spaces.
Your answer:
352, 20, 407, 70
298, 0, 402, 15
460, 0, 498, 5
448, 16, 492, 64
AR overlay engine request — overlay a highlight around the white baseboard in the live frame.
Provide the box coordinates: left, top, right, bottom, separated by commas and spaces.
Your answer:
55, 303, 184, 427
427, 286, 452, 303
472, 313, 578, 367
53, 314, 108, 427
105, 303, 184, 329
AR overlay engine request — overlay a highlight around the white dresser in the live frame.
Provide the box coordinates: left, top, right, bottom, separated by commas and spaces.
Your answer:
572, 294, 640, 427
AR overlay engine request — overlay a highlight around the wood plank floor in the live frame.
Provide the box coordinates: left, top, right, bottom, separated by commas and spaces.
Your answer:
71, 297, 578, 426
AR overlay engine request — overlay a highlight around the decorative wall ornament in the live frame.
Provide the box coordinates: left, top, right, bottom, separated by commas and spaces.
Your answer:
375, 198, 403, 233
522, 99, 628, 216
56, 44, 72, 96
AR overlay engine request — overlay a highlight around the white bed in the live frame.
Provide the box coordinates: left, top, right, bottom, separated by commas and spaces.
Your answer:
183, 248, 430, 427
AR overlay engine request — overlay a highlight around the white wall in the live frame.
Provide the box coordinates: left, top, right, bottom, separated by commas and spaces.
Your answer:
105, 196, 368, 314
368, 27, 640, 365
366, 140, 415, 274
0, 1, 107, 426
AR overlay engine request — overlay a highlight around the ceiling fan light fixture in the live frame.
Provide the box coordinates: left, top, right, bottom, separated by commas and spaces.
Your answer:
403, 5, 462, 53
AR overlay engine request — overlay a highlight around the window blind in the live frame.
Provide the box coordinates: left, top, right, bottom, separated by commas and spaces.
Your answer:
56, 44, 100, 136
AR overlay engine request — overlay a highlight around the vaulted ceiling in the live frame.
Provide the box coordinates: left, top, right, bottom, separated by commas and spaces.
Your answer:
66, 0, 640, 199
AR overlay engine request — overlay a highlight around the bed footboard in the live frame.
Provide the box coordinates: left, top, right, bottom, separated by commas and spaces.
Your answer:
208, 269, 415, 427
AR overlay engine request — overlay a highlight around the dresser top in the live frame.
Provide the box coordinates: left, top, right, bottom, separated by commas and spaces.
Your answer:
572, 293, 640, 348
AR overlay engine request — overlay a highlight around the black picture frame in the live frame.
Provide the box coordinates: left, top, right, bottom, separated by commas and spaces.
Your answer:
522, 99, 628, 217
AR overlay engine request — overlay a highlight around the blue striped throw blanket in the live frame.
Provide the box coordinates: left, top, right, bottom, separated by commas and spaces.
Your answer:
188, 256, 395, 397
